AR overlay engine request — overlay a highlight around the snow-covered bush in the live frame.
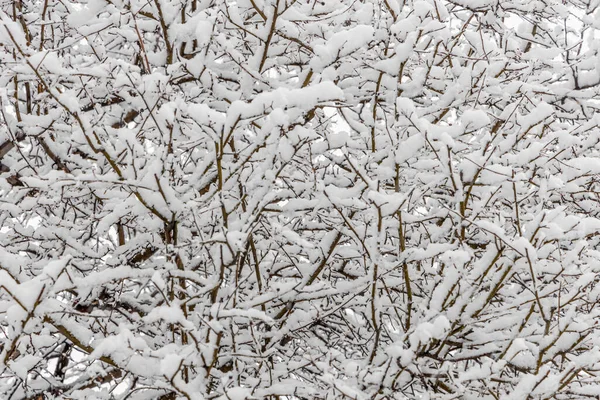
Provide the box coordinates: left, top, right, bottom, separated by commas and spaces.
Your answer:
1, 0, 600, 399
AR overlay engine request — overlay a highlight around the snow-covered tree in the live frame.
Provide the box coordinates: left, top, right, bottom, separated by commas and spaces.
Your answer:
2, 0, 600, 399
